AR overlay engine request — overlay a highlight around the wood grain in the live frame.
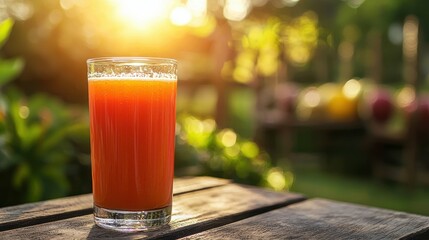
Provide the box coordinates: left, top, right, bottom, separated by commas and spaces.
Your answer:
0, 184, 305, 239
172, 176, 231, 194
184, 198, 429, 240
0, 176, 230, 231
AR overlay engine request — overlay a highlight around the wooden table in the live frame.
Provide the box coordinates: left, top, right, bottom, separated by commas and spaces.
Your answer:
1, 176, 429, 239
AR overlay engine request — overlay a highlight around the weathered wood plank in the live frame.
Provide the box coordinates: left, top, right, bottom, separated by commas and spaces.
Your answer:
0, 176, 230, 231
172, 176, 231, 194
184, 198, 429, 240
1, 184, 305, 239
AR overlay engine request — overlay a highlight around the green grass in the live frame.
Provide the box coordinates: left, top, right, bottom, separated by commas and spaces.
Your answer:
290, 169, 429, 216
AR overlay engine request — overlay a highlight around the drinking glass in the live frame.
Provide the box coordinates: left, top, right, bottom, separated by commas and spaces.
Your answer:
87, 57, 177, 232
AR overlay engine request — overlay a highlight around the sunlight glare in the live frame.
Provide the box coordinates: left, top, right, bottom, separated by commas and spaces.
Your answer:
170, 5, 192, 26
223, 0, 251, 21
187, 0, 207, 18
267, 168, 287, 191
343, 79, 362, 99
282, 0, 300, 7
217, 129, 237, 147
113, 0, 173, 27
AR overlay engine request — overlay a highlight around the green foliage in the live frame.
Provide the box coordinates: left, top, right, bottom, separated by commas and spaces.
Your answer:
0, 19, 23, 86
0, 89, 90, 205
0, 18, 91, 206
0, 58, 24, 86
0, 18, 14, 49
175, 115, 293, 191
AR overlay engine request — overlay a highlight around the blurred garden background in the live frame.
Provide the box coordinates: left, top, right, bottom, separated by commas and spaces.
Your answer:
1, 0, 429, 215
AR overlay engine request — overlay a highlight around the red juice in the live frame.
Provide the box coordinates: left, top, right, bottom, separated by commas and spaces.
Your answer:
88, 78, 176, 211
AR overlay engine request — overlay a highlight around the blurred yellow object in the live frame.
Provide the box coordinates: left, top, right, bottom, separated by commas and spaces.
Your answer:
326, 89, 358, 122
318, 83, 340, 106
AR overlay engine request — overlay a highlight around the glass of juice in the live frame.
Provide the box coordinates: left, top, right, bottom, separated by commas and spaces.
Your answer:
87, 57, 177, 232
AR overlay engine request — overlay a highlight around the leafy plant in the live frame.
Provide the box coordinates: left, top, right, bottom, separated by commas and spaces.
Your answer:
0, 90, 90, 204
0, 18, 91, 206
175, 115, 294, 191
0, 19, 24, 86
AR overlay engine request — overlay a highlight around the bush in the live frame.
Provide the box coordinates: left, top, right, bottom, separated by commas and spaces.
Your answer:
175, 115, 294, 191
0, 90, 90, 206
0, 18, 91, 206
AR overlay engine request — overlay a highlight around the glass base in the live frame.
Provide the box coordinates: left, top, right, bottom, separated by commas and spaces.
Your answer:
94, 205, 172, 232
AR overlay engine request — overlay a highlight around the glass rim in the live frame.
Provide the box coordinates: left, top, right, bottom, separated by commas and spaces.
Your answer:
87, 57, 177, 65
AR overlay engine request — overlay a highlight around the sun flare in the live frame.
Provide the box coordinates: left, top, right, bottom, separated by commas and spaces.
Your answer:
170, 5, 192, 26
112, 0, 173, 27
